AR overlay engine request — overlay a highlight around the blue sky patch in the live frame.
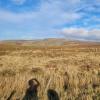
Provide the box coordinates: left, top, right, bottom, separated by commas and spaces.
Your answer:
0, 0, 100, 40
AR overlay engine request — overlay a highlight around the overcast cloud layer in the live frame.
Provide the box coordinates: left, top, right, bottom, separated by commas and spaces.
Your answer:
0, 0, 100, 40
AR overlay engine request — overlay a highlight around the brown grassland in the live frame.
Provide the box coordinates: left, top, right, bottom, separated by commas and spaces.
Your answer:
0, 39, 100, 100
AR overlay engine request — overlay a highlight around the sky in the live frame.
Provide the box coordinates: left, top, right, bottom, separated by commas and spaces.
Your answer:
0, 0, 100, 41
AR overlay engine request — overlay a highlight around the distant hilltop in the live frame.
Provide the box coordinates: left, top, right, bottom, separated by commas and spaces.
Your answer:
0, 38, 100, 47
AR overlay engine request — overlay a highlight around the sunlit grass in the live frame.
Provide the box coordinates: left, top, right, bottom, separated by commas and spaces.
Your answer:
0, 44, 100, 100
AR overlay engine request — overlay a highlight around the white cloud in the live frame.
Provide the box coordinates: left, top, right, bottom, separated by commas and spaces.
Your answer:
61, 28, 88, 36
0, 0, 99, 40
0, 0, 81, 25
11, 0, 26, 5
0, 10, 36, 23
60, 28, 100, 40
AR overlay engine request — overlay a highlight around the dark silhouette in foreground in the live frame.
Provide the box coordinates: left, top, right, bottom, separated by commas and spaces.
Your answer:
47, 89, 60, 100
7, 90, 16, 100
23, 78, 40, 100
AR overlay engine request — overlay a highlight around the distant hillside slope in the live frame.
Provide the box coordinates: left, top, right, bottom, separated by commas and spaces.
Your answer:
0, 38, 100, 47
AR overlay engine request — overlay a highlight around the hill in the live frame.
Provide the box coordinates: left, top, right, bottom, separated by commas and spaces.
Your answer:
0, 38, 100, 47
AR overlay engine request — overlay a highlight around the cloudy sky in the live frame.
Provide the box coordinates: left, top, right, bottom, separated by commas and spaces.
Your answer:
0, 0, 100, 40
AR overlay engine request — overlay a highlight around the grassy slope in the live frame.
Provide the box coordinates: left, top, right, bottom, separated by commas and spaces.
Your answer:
0, 39, 100, 100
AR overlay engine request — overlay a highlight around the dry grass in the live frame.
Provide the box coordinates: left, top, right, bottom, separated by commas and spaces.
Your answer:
0, 42, 100, 100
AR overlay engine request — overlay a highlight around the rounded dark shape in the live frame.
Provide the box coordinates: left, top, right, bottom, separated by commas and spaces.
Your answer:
28, 79, 34, 86
47, 89, 60, 100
